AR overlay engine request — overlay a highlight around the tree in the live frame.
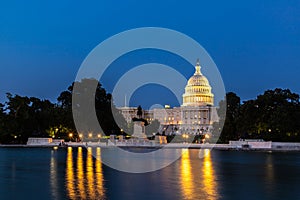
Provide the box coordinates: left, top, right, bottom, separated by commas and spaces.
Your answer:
62, 78, 129, 138
237, 88, 300, 141
214, 92, 241, 143
0, 94, 61, 143
0, 103, 8, 143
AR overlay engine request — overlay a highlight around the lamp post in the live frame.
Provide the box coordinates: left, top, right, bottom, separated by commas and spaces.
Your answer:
79, 134, 83, 142
204, 134, 210, 144
182, 133, 189, 143
69, 133, 73, 142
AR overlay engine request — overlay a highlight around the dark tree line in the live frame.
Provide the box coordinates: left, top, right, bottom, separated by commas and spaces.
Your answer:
214, 88, 300, 143
0, 79, 129, 144
1, 82, 300, 144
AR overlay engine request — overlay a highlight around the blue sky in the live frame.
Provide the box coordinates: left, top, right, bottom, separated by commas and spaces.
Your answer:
0, 0, 299, 107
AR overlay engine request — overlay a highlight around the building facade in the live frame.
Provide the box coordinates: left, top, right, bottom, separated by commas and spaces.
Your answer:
118, 60, 218, 135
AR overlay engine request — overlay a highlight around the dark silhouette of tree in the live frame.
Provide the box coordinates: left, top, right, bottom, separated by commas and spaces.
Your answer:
64, 78, 128, 137
215, 92, 241, 143
237, 88, 300, 141
1, 84, 300, 143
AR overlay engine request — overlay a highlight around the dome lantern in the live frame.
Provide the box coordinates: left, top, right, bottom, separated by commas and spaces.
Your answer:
195, 58, 202, 75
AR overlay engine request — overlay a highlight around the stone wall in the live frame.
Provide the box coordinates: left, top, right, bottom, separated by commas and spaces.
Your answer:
27, 138, 53, 145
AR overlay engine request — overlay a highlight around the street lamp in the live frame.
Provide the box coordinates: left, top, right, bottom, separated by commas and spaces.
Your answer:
79, 133, 83, 142
182, 133, 189, 143
69, 133, 73, 142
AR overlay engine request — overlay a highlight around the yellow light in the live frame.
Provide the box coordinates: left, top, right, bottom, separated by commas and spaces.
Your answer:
86, 146, 95, 199
79, 134, 83, 138
69, 133, 73, 137
53, 146, 58, 150
180, 149, 194, 198
202, 150, 217, 197
89, 133, 93, 138
66, 146, 75, 198
205, 134, 210, 139
97, 134, 101, 138
77, 145, 85, 198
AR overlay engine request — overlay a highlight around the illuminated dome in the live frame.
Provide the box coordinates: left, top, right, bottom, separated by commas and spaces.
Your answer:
182, 60, 214, 106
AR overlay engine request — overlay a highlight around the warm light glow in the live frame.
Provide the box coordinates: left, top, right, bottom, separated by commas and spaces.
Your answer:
205, 134, 210, 139
53, 146, 58, 150
79, 134, 83, 138
182, 61, 214, 106
182, 134, 189, 139
50, 149, 59, 199
95, 148, 105, 197
69, 133, 73, 138
89, 133, 93, 138
65, 146, 105, 199
86, 147, 95, 199
202, 149, 217, 198
66, 147, 75, 198
77, 146, 86, 198
97, 134, 101, 138
180, 149, 194, 198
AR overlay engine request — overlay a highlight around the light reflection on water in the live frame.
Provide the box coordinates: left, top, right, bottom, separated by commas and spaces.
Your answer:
77, 147, 86, 198
50, 151, 59, 199
202, 149, 217, 199
180, 149, 193, 198
180, 149, 218, 200
65, 147, 106, 200
64, 147, 221, 200
42, 147, 300, 200
63, 147, 220, 200
95, 147, 105, 197
66, 147, 75, 198
0, 148, 300, 199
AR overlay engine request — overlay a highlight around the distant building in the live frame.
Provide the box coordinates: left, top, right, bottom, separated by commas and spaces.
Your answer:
118, 60, 219, 135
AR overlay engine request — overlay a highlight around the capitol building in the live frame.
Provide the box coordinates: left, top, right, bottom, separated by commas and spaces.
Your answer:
119, 60, 219, 135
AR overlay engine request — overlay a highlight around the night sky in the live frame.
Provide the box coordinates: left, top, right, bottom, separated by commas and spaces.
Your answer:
1, 0, 299, 108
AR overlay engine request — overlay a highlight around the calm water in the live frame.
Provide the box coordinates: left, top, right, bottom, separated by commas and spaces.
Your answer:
0, 147, 300, 200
